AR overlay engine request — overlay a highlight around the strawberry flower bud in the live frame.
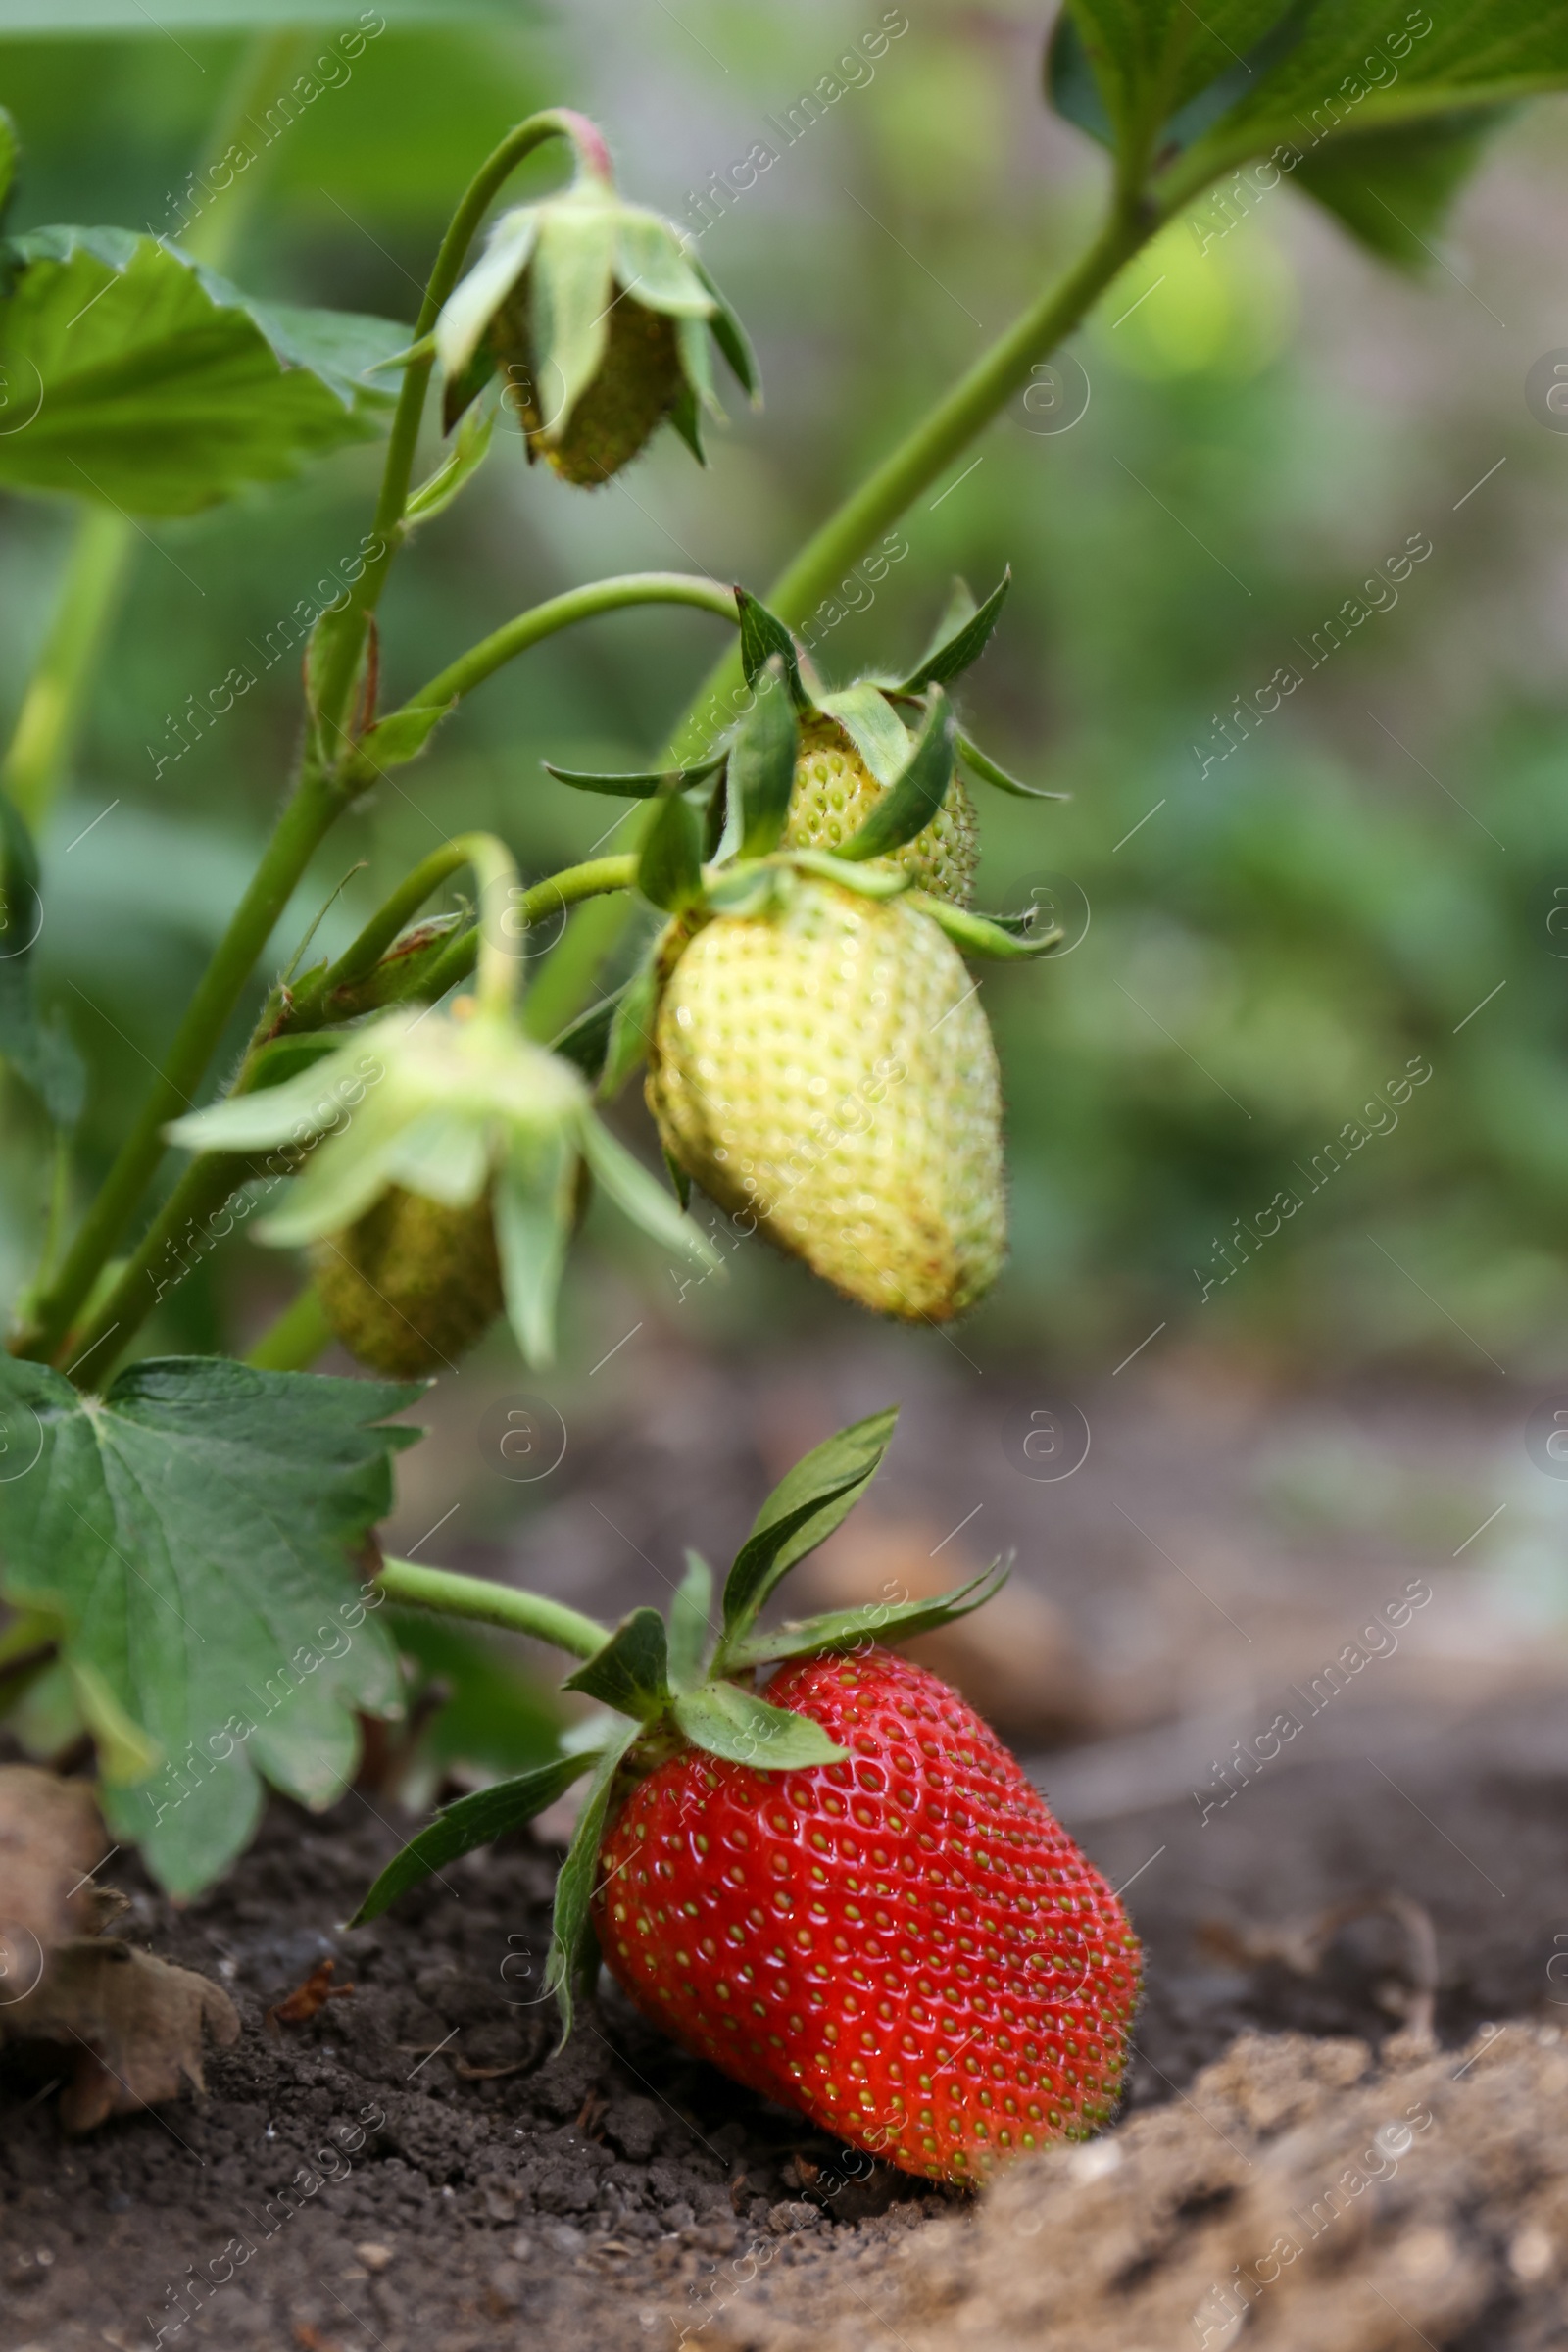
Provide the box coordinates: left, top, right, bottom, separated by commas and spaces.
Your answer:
437, 115, 757, 484
168, 1004, 718, 1368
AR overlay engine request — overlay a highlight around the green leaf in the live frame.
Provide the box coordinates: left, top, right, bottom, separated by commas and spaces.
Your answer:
542, 752, 724, 799
531, 199, 619, 434
578, 1115, 722, 1272
404, 400, 495, 524
1164, 4, 1568, 203
672, 1681, 846, 1771
906, 890, 1064, 960
1291, 107, 1507, 265
493, 1132, 575, 1367
599, 949, 659, 1097
351, 1750, 592, 1927
353, 698, 456, 774
956, 730, 1069, 801
637, 789, 704, 912
0, 1355, 420, 1897
0, 228, 405, 515
562, 1606, 670, 1718
718, 1407, 898, 1653
545, 1714, 642, 2041
730, 657, 799, 857
895, 569, 1011, 693
780, 851, 912, 900
0, 791, 84, 1127
0, 109, 16, 219
727, 1561, 1010, 1669
814, 682, 909, 788
736, 589, 808, 707
668, 1551, 713, 1690
551, 985, 624, 1086
692, 256, 760, 399
836, 689, 956, 864
1050, 0, 1297, 163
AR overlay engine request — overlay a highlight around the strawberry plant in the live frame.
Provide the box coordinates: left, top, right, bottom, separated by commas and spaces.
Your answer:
1, 1, 1565, 2175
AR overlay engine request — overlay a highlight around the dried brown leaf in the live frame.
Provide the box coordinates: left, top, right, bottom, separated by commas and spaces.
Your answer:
3, 1937, 240, 2132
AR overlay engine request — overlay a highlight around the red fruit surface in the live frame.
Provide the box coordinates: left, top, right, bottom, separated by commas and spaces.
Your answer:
593, 1648, 1141, 2182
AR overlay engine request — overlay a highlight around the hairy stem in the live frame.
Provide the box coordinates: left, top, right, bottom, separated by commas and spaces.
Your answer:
376, 1557, 607, 1661
311, 110, 611, 740
408, 855, 639, 1006
376, 574, 739, 739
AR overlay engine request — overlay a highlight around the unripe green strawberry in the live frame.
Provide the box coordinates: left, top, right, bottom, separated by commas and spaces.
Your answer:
646, 881, 1004, 1320
595, 1647, 1141, 2182
494, 285, 686, 487
786, 715, 979, 905
311, 1185, 503, 1379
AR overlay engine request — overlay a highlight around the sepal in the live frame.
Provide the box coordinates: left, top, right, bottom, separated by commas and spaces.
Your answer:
350, 1750, 593, 1925
836, 688, 955, 863
563, 1607, 670, 1718
726, 1559, 1011, 1668
895, 570, 1011, 693
716, 1407, 898, 1659
672, 1682, 846, 1771
906, 890, 1064, 958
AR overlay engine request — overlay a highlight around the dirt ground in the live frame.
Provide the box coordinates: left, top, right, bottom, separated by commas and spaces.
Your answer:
3, 1343, 1566, 2350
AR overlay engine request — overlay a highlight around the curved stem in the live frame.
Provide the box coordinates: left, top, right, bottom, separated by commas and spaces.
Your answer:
17, 768, 343, 1363
412, 855, 639, 1006
376, 1557, 607, 1661
375, 574, 739, 742
311, 109, 612, 739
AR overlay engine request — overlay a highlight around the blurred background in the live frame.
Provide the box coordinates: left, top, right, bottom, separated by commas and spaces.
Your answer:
4, 1, 1568, 1799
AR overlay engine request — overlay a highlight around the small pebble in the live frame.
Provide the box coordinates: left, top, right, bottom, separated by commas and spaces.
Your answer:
354, 2242, 394, 2274
1510, 2227, 1554, 2282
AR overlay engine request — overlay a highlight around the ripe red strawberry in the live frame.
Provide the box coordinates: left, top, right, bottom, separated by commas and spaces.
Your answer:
359, 1410, 1137, 2188
593, 1646, 1140, 2182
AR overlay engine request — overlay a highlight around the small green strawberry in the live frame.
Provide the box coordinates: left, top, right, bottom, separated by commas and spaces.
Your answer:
357, 1409, 1142, 2188
647, 877, 1004, 1322
436, 110, 756, 483
311, 1185, 504, 1379
786, 713, 978, 905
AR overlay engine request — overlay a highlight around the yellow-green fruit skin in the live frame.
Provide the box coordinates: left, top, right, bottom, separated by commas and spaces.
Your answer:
784, 716, 979, 905
312, 1187, 504, 1379
494, 283, 684, 485
646, 884, 1004, 1321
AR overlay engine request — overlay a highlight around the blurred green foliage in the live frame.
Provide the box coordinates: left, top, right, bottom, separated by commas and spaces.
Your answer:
2, 1, 1566, 1382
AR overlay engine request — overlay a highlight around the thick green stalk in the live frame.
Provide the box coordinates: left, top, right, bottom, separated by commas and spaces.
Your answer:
0, 31, 308, 831
311, 110, 612, 741
668, 203, 1152, 761
19, 769, 343, 1362
376, 1556, 607, 1660
245, 1283, 332, 1372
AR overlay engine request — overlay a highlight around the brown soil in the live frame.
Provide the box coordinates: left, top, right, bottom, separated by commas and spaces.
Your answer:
3, 1682, 1565, 2352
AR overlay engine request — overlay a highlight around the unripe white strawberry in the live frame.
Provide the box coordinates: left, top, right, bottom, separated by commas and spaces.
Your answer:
647, 880, 1004, 1320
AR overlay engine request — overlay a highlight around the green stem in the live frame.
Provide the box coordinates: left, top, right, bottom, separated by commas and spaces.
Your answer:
375, 1556, 607, 1660
667, 202, 1152, 761
409, 855, 639, 1006
246, 1283, 332, 1372
1, 512, 136, 832
63, 1149, 253, 1386
311, 109, 612, 741
379, 574, 740, 736
18, 769, 343, 1362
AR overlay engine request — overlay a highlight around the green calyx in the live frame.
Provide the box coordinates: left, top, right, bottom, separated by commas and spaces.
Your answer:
352, 1406, 1008, 2037
436, 130, 757, 482
539, 572, 1070, 1063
